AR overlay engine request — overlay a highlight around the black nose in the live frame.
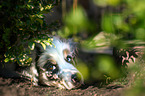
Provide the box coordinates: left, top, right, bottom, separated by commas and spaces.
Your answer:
71, 74, 81, 85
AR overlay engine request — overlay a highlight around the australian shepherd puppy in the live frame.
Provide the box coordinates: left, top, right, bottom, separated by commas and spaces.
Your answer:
21, 37, 84, 90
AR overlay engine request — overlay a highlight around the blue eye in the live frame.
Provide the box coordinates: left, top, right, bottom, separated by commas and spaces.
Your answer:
66, 55, 72, 62
44, 63, 57, 71
49, 65, 56, 70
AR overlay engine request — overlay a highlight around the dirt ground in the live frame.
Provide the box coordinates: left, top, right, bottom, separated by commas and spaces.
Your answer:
0, 77, 127, 96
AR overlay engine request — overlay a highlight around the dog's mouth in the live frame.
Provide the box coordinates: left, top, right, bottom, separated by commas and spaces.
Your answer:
60, 79, 75, 89
60, 78, 82, 90
58, 72, 84, 90
71, 73, 84, 88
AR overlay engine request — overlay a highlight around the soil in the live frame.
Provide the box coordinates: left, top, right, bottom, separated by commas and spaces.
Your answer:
0, 77, 127, 96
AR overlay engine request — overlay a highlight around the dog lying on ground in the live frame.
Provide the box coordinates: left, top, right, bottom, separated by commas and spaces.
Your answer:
1, 36, 140, 89
21, 37, 84, 89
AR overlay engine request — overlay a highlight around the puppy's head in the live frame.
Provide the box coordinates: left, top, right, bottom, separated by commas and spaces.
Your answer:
37, 37, 83, 89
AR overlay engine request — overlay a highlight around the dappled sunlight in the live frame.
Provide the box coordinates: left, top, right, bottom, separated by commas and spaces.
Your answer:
1, 0, 145, 95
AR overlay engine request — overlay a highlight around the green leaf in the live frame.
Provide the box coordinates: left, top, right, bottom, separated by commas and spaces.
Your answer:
36, 18, 43, 26
40, 42, 46, 50
28, 42, 35, 50
31, 25, 37, 31
4, 58, 10, 63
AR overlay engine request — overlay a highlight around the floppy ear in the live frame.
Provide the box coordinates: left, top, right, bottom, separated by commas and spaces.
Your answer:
32, 43, 45, 62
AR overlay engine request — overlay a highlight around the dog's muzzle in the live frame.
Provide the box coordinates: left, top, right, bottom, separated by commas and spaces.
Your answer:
59, 69, 83, 89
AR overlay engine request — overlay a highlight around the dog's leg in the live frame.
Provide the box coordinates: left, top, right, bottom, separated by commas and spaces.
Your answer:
21, 43, 44, 86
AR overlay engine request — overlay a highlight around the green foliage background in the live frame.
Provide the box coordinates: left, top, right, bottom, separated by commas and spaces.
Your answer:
59, 0, 145, 95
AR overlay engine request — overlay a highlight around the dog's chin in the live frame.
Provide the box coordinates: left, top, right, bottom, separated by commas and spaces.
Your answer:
60, 80, 82, 90
60, 80, 76, 90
